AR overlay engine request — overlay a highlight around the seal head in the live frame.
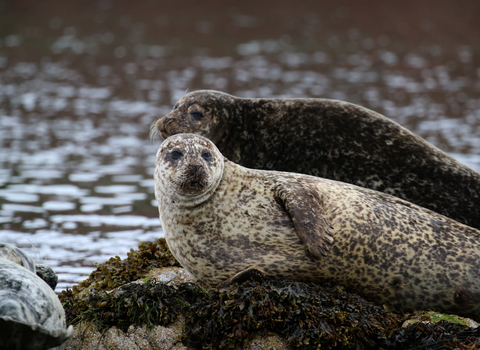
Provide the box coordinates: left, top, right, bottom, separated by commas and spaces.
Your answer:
155, 133, 224, 208
151, 90, 236, 144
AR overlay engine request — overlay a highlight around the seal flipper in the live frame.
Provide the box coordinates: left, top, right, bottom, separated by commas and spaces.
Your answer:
218, 265, 265, 287
274, 181, 334, 260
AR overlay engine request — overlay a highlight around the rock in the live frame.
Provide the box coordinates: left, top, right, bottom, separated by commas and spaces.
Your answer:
144, 266, 195, 284
65, 319, 186, 350
243, 335, 289, 350
35, 264, 59, 290
402, 311, 479, 329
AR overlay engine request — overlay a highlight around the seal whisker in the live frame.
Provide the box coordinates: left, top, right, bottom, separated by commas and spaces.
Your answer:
149, 120, 160, 142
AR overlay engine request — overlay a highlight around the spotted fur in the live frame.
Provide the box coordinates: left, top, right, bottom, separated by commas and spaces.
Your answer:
152, 90, 480, 230
155, 134, 480, 321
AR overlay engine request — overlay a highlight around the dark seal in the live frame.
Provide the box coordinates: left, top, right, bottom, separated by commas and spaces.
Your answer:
155, 133, 480, 321
152, 90, 480, 230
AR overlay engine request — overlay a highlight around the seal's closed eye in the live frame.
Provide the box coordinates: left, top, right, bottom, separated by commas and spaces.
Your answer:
171, 150, 183, 160
173, 103, 179, 110
165, 150, 184, 163
201, 150, 212, 161
190, 111, 204, 120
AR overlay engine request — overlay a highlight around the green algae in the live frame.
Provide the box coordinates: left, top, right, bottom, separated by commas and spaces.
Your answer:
403, 311, 479, 329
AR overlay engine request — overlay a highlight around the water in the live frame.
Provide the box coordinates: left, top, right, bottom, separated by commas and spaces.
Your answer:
1, 1, 479, 292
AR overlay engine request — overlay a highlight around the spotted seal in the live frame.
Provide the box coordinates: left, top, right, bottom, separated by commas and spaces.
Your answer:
152, 90, 480, 230
154, 133, 480, 320
0, 243, 73, 350
0, 243, 36, 273
0, 243, 58, 290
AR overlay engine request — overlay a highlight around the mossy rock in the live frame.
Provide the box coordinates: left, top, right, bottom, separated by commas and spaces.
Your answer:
385, 320, 480, 349
61, 239, 480, 349
59, 238, 182, 327
72, 238, 180, 294
183, 280, 401, 349
64, 278, 203, 332
403, 311, 479, 328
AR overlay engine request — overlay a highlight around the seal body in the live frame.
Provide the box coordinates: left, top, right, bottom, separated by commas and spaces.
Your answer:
0, 243, 58, 290
0, 243, 36, 273
153, 90, 480, 230
155, 133, 480, 321
0, 243, 73, 350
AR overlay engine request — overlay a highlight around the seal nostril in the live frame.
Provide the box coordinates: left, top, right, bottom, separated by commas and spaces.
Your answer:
163, 117, 172, 125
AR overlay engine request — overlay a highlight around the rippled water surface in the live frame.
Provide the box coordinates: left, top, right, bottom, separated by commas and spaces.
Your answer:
1, 0, 479, 291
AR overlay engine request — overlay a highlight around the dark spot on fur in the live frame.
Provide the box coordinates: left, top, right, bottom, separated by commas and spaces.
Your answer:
392, 278, 404, 290
454, 288, 470, 305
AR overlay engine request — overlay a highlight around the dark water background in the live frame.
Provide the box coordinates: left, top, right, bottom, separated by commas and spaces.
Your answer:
0, 0, 479, 291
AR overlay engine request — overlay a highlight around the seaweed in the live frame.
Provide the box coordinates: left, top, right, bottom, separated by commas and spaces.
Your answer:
59, 238, 182, 326
183, 280, 401, 349
385, 320, 480, 349
65, 279, 203, 332
60, 238, 179, 297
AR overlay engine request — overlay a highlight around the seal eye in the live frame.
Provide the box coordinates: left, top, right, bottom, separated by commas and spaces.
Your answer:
170, 150, 183, 160
190, 111, 204, 120
201, 150, 212, 161
173, 103, 179, 110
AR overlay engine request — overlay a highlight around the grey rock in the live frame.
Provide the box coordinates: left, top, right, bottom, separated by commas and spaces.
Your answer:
36, 264, 59, 290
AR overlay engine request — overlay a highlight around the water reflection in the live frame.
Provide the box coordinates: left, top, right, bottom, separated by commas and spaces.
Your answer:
0, 1, 479, 292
